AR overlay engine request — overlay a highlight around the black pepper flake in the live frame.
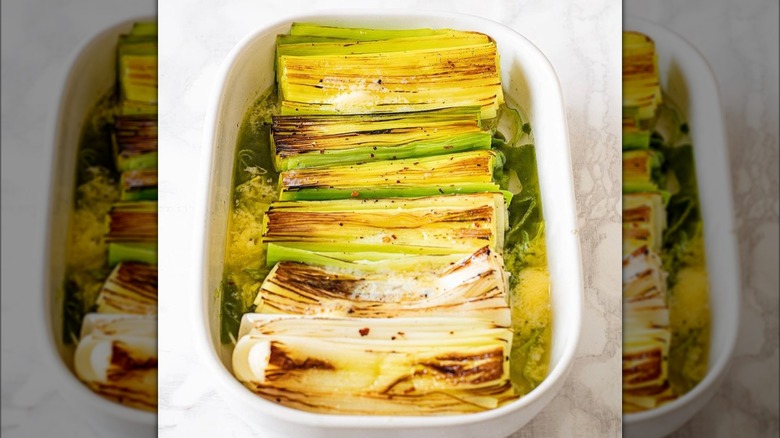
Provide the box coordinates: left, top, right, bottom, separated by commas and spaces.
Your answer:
339, 223, 343, 226
438, 188, 444, 194
370, 153, 375, 158
373, 146, 377, 150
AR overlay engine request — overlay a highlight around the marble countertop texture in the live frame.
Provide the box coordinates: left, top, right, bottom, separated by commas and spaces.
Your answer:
155, 1, 623, 437
625, 1, 779, 436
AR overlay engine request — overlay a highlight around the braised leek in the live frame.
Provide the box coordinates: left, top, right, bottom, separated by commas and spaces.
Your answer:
232, 314, 515, 414
276, 28, 503, 119
623, 149, 664, 193
74, 314, 157, 411
262, 192, 507, 255
117, 25, 157, 114
113, 115, 158, 171
623, 192, 667, 255
95, 262, 157, 314
254, 246, 510, 326
106, 201, 157, 243
271, 108, 491, 170
278, 150, 502, 200
623, 31, 662, 123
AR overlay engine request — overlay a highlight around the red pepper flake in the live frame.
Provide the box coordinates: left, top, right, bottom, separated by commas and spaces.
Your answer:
351, 191, 360, 197
359, 328, 370, 336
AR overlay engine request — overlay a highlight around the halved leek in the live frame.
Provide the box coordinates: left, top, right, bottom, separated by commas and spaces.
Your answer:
74, 314, 157, 411
254, 246, 510, 326
106, 201, 157, 243
113, 115, 158, 171
623, 192, 667, 255
262, 192, 507, 255
277, 28, 503, 119
623, 149, 664, 193
278, 150, 502, 200
623, 31, 662, 123
622, 114, 650, 150
271, 107, 491, 170
95, 262, 157, 315
117, 25, 157, 114
232, 314, 515, 414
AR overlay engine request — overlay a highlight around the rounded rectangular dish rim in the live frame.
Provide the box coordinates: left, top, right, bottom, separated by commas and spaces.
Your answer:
194, 9, 583, 434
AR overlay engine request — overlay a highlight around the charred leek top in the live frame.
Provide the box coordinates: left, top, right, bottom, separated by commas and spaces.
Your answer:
261, 192, 507, 255
270, 107, 491, 170
276, 26, 503, 119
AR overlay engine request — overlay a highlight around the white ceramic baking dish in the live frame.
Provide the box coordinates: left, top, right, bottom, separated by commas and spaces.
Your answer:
195, 10, 582, 437
39, 16, 156, 438
623, 18, 741, 438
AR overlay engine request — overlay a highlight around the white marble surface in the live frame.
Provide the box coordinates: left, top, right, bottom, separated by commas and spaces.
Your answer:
156, 1, 623, 437
625, 1, 779, 436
